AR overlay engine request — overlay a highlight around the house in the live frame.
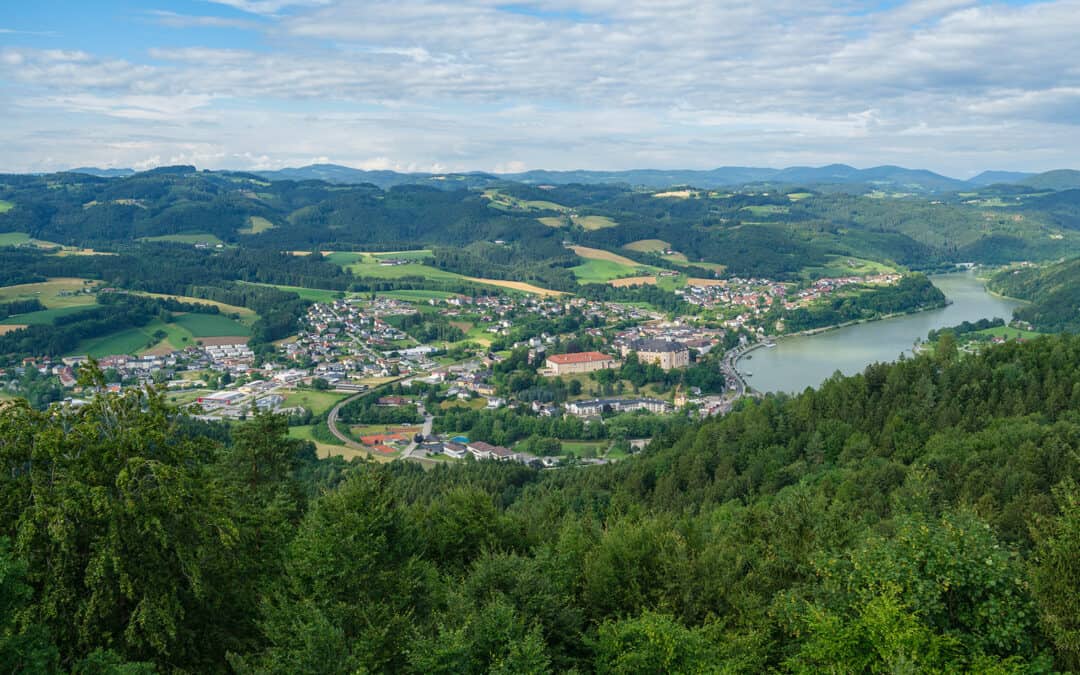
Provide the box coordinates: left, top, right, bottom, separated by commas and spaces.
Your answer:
443, 442, 468, 459
467, 441, 512, 460
544, 351, 620, 376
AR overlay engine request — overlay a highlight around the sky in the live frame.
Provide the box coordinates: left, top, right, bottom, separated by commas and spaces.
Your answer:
1, 0, 1078, 177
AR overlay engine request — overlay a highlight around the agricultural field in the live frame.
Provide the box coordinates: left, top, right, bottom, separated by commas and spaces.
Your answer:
463, 277, 564, 296
250, 282, 346, 304
140, 233, 226, 246
131, 292, 257, 322
572, 214, 618, 230
74, 322, 168, 358
0, 278, 98, 308
653, 190, 697, 199
609, 275, 658, 287
172, 313, 250, 337
0, 305, 97, 325
787, 192, 813, 201
568, 245, 641, 267
282, 390, 349, 416
559, 440, 610, 458
483, 189, 568, 213
287, 425, 376, 462
572, 259, 645, 284
801, 255, 899, 279
623, 239, 670, 253
537, 216, 567, 228
378, 289, 459, 301
0, 200, 13, 213
974, 325, 1043, 340
239, 216, 276, 234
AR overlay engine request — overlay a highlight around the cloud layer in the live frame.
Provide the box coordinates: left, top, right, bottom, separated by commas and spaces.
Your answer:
1, 0, 1078, 175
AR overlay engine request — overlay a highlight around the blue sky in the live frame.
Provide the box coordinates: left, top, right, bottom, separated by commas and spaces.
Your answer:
1, 0, 1078, 176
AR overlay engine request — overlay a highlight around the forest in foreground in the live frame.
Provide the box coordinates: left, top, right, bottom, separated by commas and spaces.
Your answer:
3, 335, 1080, 673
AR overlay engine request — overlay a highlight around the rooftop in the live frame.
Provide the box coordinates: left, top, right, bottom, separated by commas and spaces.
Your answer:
546, 351, 614, 365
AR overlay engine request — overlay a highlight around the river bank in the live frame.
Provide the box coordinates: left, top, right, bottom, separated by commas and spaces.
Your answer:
736, 271, 1022, 394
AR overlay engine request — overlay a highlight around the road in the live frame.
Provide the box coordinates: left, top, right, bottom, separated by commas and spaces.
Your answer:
399, 403, 434, 460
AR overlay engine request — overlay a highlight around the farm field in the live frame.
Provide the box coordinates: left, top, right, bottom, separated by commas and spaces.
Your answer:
282, 390, 349, 416
623, 239, 670, 253
173, 313, 250, 337
463, 277, 564, 296
610, 276, 658, 287
483, 189, 568, 212
568, 245, 642, 267
287, 425, 377, 462
560, 440, 610, 458
572, 259, 644, 283
239, 216, 275, 234
249, 282, 345, 304
653, 190, 698, 199
572, 214, 618, 230
378, 289, 459, 301
0, 278, 98, 308
131, 292, 257, 322
537, 216, 566, 228
0, 200, 13, 213
0, 305, 97, 325
74, 322, 168, 357
974, 325, 1043, 340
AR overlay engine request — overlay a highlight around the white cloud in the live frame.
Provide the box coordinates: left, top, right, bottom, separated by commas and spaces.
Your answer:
1, 0, 1080, 174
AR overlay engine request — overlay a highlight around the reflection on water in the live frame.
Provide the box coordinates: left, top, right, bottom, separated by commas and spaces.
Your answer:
741, 271, 1023, 394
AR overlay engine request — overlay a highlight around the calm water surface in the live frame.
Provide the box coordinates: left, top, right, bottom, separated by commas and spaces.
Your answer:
740, 271, 1023, 394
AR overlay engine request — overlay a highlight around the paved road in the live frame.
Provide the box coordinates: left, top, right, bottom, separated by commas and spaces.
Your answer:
399, 404, 433, 460
325, 390, 373, 449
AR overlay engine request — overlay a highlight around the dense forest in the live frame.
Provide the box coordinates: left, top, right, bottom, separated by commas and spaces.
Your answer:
779, 274, 946, 332
4, 168, 1080, 287
3, 335, 1080, 672
991, 257, 1080, 332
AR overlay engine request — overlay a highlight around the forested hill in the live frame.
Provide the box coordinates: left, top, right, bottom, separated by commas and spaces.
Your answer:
990, 257, 1080, 332
5, 167, 1080, 282
3, 336, 1080, 672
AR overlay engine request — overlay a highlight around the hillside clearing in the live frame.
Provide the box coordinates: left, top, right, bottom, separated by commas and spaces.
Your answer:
610, 276, 658, 287
572, 215, 618, 230
568, 245, 641, 266
0, 278, 98, 308
239, 216, 275, 234
623, 239, 670, 253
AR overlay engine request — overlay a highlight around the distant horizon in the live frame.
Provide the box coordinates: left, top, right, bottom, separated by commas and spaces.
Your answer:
2, 1, 1079, 177
28, 162, 1071, 183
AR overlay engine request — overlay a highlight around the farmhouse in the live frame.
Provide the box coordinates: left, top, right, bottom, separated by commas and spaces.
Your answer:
544, 351, 619, 376
623, 339, 690, 371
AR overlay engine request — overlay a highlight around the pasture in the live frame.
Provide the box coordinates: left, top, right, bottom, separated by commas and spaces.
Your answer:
483, 189, 568, 213
801, 255, 898, 279
283, 390, 349, 416
0, 305, 97, 325
378, 289, 459, 301
172, 313, 250, 337
0, 278, 98, 308
623, 239, 670, 253
572, 215, 618, 230
537, 216, 567, 228
0, 200, 13, 213
568, 245, 641, 267
132, 292, 257, 322
239, 216, 276, 234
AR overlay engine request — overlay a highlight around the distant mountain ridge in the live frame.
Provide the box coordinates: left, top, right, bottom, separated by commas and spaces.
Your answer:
60, 163, 1077, 193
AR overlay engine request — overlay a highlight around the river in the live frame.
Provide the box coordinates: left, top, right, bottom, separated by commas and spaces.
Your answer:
739, 271, 1023, 394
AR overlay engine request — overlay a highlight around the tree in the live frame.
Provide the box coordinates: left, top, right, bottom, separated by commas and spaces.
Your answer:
1031, 481, 1080, 670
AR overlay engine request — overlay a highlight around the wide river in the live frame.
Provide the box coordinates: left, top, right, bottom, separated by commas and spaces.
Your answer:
739, 271, 1023, 394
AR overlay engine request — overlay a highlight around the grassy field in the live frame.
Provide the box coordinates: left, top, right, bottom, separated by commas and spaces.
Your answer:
623, 239, 670, 253
653, 190, 697, 199
573, 215, 618, 230
239, 216, 275, 234
250, 282, 346, 303
287, 425, 376, 462
0, 200, 13, 213
484, 189, 568, 213
131, 292, 257, 322
572, 259, 645, 283
0, 305, 97, 325
0, 278, 98, 308
282, 390, 349, 416
140, 233, 226, 246
537, 216, 567, 228
76, 323, 165, 357
569, 245, 641, 266
560, 440, 609, 458
173, 313, 250, 337
787, 192, 813, 201
802, 255, 898, 279
379, 289, 459, 301
975, 326, 1043, 340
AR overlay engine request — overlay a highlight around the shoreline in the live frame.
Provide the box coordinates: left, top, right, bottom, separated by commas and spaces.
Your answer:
732, 300, 949, 379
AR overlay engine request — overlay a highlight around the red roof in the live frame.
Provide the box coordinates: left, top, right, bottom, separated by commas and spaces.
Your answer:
360, 433, 406, 445
546, 351, 613, 365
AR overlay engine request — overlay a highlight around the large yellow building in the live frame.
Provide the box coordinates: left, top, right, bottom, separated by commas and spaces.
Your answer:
623, 339, 690, 370
545, 351, 619, 375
